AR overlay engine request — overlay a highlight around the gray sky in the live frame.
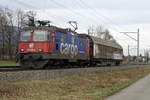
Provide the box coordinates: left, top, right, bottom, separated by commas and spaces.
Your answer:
1, 0, 150, 56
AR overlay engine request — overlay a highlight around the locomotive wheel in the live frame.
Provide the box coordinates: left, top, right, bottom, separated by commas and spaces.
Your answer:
20, 60, 31, 69
31, 60, 48, 69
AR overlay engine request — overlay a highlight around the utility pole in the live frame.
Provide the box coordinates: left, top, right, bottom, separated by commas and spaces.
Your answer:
128, 45, 130, 63
128, 45, 130, 56
88, 29, 90, 35
137, 28, 139, 57
120, 28, 140, 58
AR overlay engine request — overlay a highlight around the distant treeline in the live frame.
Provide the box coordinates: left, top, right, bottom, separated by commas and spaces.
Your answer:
0, 7, 36, 60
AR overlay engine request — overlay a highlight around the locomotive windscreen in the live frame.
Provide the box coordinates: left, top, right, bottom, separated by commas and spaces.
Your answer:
20, 31, 31, 41
20, 30, 51, 41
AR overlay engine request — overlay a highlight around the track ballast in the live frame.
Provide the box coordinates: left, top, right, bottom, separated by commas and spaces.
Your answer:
0, 64, 149, 82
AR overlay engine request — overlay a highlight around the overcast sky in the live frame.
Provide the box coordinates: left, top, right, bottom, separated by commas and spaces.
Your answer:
1, 0, 150, 56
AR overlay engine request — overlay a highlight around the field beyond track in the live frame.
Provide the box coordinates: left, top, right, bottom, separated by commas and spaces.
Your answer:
0, 66, 150, 100
0, 61, 19, 66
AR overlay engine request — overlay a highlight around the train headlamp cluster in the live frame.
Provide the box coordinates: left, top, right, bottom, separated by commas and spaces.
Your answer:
20, 49, 24, 52
38, 49, 43, 52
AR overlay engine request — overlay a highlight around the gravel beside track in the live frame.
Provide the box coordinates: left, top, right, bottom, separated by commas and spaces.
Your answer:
0, 65, 149, 82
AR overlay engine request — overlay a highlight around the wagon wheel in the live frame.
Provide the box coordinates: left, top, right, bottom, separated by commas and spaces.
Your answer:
115, 61, 120, 66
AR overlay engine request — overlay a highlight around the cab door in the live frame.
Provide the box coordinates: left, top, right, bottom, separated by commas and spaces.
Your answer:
49, 30, 56, 53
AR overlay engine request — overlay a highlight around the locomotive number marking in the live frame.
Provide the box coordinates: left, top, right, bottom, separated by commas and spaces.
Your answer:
60, 43, 78, 57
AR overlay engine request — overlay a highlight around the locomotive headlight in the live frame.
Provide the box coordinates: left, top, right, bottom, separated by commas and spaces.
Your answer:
20, 49, 24, 52
39, 49, 43, 52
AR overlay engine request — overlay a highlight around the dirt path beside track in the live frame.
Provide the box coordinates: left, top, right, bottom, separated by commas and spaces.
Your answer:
105, 73, 150, 100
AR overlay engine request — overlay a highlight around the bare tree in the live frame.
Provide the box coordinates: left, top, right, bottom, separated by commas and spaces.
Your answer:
0, 8, 15, 59
0, 8, 37, 60
15, 9, 28, 41
95, 25, 104, 37
5, 9, 14, 59
0, 10, 7, 59
87, 25, 115, 41
103, 29, 109, 40
26, 11, 36, 27
88, 26, 95, 36
15, 10, 36, 39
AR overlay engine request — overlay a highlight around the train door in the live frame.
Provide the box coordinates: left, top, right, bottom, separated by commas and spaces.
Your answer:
78, 37, 86, 57
54, 32, 61, 54
49, 30, 56, 53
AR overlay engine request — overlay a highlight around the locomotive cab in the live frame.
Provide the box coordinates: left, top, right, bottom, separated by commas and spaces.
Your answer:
17, 28, 56, 69
19, 29, 55, 53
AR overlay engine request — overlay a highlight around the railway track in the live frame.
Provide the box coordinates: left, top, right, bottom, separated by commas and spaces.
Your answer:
0, 64, 150, 82
0, 64, 111, 72
0, 64, 148, 72
0, 66, 21, 72
0, 66, 20, 68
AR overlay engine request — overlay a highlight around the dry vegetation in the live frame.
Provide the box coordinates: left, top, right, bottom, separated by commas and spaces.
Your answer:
0, 67, 150, 100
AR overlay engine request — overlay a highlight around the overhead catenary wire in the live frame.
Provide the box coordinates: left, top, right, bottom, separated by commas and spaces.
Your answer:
11, 0, 70, 26
78, 0, 122, 30
12, 0, 121, 32
50, 0, 102, 24
12, 0, 36, 9
10, 0, 130, 54
77, 0, 131, 49
77, 0, 133, 43
12, 0, 100, 28
76, 0, 127, 35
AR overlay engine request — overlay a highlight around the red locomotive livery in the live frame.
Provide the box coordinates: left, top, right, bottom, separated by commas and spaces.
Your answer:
17, 27, 58, 68
18, 29, 56, 54
19, 42, 49, 53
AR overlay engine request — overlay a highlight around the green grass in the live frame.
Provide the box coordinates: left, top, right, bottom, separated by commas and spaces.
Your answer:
0, 66, 150, 100
0, 61, 20, 66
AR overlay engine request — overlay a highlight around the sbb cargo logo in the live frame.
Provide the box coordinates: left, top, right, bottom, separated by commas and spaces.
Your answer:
60, 43, 78, 57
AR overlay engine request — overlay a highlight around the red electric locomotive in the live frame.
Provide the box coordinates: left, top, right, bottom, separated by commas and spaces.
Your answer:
17, 21, 90, 69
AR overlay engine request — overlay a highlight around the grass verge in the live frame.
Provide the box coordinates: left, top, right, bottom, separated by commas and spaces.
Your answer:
0, 61, 19, 66
0, 66, 150, 100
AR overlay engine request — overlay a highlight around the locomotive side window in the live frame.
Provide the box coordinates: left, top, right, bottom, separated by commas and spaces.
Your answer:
51, 31, 55, 42
47, 31, 51, 41
20, 31, 31, 41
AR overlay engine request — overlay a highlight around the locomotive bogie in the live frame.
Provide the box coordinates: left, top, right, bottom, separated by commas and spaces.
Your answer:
17, 53, 49, 69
